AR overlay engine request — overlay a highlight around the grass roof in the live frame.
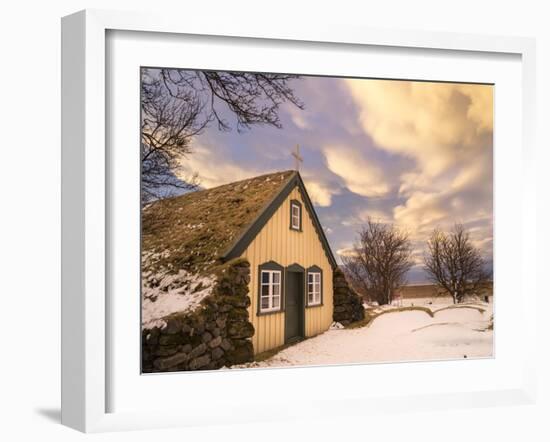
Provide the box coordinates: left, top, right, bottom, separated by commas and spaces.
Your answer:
142, 170, 297, 277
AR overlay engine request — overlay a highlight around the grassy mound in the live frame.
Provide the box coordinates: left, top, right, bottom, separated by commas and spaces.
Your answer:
346, 306, 434, 329
433, 305, 485, 315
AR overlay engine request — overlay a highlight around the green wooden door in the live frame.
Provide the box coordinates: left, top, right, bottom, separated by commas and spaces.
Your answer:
285, 270, 304, 343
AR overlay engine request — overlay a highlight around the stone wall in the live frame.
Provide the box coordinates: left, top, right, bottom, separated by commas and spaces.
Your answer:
142, 259, 254, 372
332, 268, 365, 325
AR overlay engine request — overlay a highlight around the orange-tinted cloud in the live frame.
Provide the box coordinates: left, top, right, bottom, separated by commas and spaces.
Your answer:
323, 144, 391, 197
345, 79, 493, 176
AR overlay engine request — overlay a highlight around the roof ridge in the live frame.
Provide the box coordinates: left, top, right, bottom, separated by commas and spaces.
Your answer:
148, 170, 297, 206
200, 169, 296, 192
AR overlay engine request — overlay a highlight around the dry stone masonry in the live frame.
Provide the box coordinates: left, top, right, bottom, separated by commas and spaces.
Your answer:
332, 268, 365, 325
142, 259, 254, 372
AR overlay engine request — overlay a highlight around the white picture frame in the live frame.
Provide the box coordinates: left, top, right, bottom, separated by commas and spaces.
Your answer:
61, 9, 537, 433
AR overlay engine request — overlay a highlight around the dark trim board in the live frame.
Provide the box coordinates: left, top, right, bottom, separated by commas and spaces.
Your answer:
293, 173, 337, 268
286, 263, 305, 273
221, 172, 338, 269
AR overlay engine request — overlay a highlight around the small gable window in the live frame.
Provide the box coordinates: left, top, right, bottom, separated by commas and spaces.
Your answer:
307, 266, 323, 306
258, 261, 284, 314
290, 200, 302, 231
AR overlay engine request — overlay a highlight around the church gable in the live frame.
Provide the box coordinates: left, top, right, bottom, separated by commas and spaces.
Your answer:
222, 172, 337, 269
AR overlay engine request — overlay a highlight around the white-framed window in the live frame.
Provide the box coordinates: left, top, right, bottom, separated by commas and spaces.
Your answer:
307, 272, 322, 306
260, 270, 282, 313
290, 201, 301, 230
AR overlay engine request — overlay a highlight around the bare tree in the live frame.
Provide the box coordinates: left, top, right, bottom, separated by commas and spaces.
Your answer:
141, 70, 204, 203
141, 68, 303, 203
424, 224, 490, 304
342, 219, 414, 305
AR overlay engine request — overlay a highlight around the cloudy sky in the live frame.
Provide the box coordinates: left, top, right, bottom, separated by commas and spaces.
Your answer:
174, 73, 493, 283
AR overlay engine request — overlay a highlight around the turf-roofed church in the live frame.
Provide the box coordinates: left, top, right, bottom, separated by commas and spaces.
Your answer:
228, 170, 337, 352
141, 170, 347, 371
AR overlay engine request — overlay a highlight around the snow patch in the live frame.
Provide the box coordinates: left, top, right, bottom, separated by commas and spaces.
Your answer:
185, 222, 204, 230
142, 268, 215, 330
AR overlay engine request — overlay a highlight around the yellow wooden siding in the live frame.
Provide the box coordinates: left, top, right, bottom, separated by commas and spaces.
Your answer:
240, 186, 334, 354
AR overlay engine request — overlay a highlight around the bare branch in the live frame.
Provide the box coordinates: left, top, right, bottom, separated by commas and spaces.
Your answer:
341, 218, 414, 305
140, 68, 303, 202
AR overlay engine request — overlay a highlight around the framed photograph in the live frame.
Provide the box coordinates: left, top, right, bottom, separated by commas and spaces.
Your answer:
61, 9, 537, 432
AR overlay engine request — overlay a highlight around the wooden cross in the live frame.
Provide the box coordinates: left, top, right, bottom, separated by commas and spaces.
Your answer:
291, 144, 303, 171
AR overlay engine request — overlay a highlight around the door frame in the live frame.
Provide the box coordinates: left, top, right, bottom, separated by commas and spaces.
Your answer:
284, 263, 306, 343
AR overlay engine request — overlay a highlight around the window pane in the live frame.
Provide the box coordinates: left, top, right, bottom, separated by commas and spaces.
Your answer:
291, 204, 300, 229
261, 285, 270, 297
272, 272, 280, 284
309, 272, 319, 283
273, 284, 280, 296
315, 282, 321, 293
261, 297, 269, 309
272, 296, 280, 309
308, 292, 313, 303
262, 271, 270, 284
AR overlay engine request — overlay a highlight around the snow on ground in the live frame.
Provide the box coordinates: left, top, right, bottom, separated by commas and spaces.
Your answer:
141, 269, 215, 330
235, 300, 493, 369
